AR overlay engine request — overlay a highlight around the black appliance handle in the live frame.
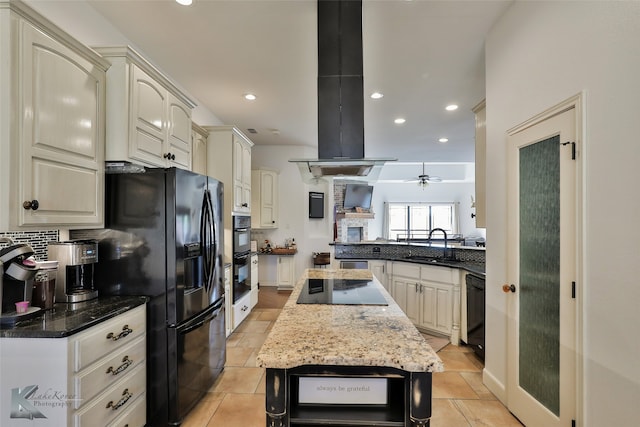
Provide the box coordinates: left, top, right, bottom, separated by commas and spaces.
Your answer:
204, 190, 216, 294
200, 192, 210, 287
234, 227, 249, 232
179, 300, 223, 334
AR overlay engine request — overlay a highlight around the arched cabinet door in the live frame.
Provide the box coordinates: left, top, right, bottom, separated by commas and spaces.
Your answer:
8, 10, 107, 228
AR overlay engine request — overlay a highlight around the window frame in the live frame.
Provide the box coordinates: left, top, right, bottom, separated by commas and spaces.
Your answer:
385, 201, 459, 241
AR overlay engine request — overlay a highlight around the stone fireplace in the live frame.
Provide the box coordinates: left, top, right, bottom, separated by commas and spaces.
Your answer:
334, 181, 373, 242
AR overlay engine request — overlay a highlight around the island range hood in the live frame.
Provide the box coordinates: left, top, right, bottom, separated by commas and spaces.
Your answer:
290, 0, 395, 182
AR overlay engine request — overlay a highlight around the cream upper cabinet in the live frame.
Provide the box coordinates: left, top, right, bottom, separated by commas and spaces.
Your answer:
233, 137, 252, 212
251, 169, 279, 228
94, 46, 195, 170
206, 126, 254, 219
191, 123, 209, 176
472, 99, 486, 228
0, 1, 108, 229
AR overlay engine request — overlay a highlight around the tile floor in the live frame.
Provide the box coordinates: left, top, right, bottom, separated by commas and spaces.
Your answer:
182, 288, 523, 426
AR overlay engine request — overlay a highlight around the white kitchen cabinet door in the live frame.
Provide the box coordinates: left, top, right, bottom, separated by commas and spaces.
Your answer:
473, 99, 486, 228
250, 254, 259, 308
232, 135, 252, 212
251, 169, 279, 228
167, 92, 192, 170
130, 64, 167, 166
191, 123, 208, 176
277, 256, 295, 290
369, 260, 387, 290
1, 6, 107, 229
418, 282, 453, 335
390, 276, 420, 325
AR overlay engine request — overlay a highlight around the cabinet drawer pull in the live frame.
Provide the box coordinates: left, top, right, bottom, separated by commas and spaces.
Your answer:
106, 325, 133, 341
106, 388, 133, 411
106, 356, 133, 376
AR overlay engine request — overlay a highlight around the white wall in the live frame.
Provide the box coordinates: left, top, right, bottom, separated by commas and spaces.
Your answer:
251, 145, 332, 285
486, 2, 640, 425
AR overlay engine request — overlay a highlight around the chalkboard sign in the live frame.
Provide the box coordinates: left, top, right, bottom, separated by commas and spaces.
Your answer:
309, 192, 324, 218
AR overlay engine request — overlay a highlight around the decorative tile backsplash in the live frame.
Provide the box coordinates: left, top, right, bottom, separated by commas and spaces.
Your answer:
0, 231, 59, 261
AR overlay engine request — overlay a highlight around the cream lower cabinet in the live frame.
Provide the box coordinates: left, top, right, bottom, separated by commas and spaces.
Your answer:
250, 253, 259, 309
369, 260, 387, 290
233, 292, 251, 330
0, 305, 147, 426
94, 46, 195, 170
277, 255, 295, 290
390, 262, 460, 344
0, 1, 108, 229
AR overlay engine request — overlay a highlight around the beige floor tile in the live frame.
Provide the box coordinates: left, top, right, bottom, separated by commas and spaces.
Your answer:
207, 393, 266, 427
438, 350, 483, 372
459, 372, 497, 401
244, 349, 258, 367
431, 399, 471, 427
211, 367, 265, 393
255, 370, 266, 394
226, 332, 244, 347
455, 400, 524, 427
440, 343, 474, 353
235, 319, 272, 334
255, 309, 281, 321
180, 392, 223, 427
237, 332, 269, 349
225, 346, 255, 367
433, 371, 480, 399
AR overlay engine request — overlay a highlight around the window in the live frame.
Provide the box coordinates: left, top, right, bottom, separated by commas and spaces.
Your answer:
386, 202, 458, 241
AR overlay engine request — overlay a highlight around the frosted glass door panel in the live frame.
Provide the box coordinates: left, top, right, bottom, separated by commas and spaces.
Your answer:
518, 135, 560, 416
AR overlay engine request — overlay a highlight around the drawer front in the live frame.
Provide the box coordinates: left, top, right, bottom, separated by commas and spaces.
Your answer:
392, 262, 421, 279
74, 305, 146, 372
74, 335, 146, 408
106, 392, 146, 427
233, 293, 251, 329
74, 363, 146, 427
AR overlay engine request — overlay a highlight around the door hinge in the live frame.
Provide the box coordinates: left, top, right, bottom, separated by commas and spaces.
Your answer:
561, 141, 576, 160
571, 281, 576, 299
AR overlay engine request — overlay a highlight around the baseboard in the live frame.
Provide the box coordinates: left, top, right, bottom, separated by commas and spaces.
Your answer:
483, 367, 507, 405
260, 282, 278, 287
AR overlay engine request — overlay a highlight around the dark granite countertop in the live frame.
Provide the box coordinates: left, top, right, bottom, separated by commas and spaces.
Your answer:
336, 255, 485, 276
0, 296, 148, 339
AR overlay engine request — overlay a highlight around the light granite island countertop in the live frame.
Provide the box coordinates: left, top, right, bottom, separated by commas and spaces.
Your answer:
257, 268, 443, 427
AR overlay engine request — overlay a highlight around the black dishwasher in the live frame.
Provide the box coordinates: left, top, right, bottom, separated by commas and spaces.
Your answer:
466, 273, 485, 361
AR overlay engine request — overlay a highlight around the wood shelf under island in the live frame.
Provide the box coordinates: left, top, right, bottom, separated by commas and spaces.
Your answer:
256, 268, 444, 427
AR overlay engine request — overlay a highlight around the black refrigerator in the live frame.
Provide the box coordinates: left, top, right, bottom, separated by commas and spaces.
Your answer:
76, 167, 225, 426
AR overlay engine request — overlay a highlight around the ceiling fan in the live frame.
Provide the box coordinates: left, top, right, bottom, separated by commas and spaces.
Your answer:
405, 163, 442, 188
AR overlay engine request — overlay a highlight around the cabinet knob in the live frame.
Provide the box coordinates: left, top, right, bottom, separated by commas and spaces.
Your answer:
502, 284, 516, 293
242, 202, 248, 207
22, 200, 39, 210
171, 153, 176, 160
471, 213, 476, 219
163, 152, 176, 160
272, 220, 275, 223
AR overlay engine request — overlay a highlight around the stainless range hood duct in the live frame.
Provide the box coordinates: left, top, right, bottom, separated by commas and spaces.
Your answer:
290, 0, 395, 182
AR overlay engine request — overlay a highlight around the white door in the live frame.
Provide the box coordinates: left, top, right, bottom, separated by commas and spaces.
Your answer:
507, 107, 577, 426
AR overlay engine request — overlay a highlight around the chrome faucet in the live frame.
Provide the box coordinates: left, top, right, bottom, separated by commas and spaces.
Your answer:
428, 228, 448, 259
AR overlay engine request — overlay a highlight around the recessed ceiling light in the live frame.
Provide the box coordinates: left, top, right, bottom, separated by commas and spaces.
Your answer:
438, 138, 449, 143
445, 104, 458, 111
176, 0, 192, 5
370, 92, 384, 99
244, 93, 257, 101
394, 118, 406, 125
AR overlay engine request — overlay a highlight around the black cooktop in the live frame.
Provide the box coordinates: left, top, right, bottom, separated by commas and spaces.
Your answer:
296, 278, 388, 306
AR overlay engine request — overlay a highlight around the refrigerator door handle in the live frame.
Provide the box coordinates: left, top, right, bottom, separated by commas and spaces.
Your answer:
204, 190, 216, 294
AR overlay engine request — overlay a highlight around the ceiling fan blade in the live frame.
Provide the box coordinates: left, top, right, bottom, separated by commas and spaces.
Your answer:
427, 176, 442, 183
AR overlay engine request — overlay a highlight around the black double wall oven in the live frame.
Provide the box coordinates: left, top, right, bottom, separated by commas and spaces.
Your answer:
232, 215, 251, 303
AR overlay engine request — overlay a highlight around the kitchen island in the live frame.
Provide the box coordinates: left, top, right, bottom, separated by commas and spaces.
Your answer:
256, 268, 443, 427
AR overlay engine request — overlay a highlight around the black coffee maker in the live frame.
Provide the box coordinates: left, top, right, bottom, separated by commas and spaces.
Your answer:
48, 240, 99, 303
0, 238, 39, 321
